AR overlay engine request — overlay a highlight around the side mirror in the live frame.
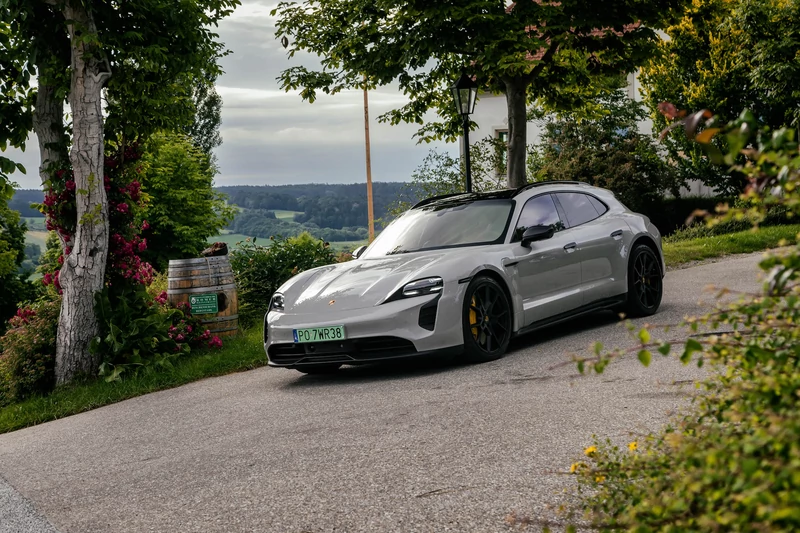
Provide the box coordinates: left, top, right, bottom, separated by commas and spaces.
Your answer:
352, 245, 367, 259
521, 225, 555, 247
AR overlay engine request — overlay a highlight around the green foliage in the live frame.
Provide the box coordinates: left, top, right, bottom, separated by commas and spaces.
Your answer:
530, 91, 683, 214
640, 0, 800, 194
139, 132, 235, 272
569, 109, 800, 530
0, 297, 59, 407
273, 0, 687, 186
0, 194, 34, 333
230, 233, 338, 327
388, 138, 522, 216
90, 285, 185, 382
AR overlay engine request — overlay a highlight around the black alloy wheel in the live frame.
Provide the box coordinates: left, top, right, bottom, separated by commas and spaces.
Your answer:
625, 244, 663, 317
462, 276, 512, 363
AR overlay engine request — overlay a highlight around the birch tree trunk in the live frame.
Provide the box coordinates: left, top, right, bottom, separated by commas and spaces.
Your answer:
33, 77, 68, 185
505, 77, 529, 189
55, 1, 111, 385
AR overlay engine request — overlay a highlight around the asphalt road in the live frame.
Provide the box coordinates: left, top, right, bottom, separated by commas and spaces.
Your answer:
0, 253, 766, 533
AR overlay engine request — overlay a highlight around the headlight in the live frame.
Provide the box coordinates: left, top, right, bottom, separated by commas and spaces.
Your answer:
402, 277, 443, 297
269, 293, 285, 313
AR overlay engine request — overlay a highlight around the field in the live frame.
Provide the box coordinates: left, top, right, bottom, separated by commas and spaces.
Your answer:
25, 230, 49, 250
24, 217, 47, 231
273, 210, 300, 221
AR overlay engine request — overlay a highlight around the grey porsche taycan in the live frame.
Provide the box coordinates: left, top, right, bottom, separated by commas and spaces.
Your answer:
264, 181, 664, 374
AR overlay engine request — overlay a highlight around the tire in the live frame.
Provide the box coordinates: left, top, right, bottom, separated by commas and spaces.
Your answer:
462, 276, 512, 363
624, 244, 663, 317
296, 364, 342, 375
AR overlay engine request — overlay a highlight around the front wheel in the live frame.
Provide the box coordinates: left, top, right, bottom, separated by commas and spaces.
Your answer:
462, 276, 512, 363
624, 244, 663, 317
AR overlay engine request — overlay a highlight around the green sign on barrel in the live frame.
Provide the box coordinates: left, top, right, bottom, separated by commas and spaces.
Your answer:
190, 293, 218, 314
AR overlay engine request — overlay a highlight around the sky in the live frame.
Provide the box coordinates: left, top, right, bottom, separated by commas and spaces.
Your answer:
9, 0, 458, 190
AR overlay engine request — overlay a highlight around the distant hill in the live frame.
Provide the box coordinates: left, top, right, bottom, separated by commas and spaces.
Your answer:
12, 182, 422, 243
9, 189, 43, 217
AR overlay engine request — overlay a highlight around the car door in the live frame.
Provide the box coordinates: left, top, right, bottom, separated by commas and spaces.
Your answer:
510, 193, 583, 326
553, 192, 629, 303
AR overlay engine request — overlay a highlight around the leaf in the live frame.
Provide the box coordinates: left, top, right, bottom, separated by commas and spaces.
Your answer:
638, 328, 651, 344
637, 349, 652, 367
681, 338, 703, 364
695, 127, 720, 144
657, 342, 671, 355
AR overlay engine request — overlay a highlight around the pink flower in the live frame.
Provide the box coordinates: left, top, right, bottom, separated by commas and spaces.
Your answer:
141, 220, 150, 231
176, 334, 185, 342
208, 336, 223, 349
65, 180, 76, 191
116, 203, 130, 214
42, 273, 53, 286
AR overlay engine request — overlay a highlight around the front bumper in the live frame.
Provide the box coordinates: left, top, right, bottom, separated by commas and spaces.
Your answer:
264, 287, 464, 368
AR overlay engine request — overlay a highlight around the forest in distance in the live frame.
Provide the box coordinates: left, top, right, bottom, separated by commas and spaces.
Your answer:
10, 182, 415, 243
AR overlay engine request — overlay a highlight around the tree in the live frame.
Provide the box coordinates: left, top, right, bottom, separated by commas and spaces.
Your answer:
530, 90, 682, 214
273, 0, 687, 188
0, 194, 34, 333
184, 73, 224, 172
389, 138, 523, 216
639, 0, 800, 194
139, 133, 235, 272
0, 0, 239, 383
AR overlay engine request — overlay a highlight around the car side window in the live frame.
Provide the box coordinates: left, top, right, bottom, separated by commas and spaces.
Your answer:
512, 194, 564, 242
588, 195, 608, 216
556, 192, 603, 228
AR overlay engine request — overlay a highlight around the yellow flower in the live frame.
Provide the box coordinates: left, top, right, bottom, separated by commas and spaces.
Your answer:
595, 475, 606, 483
584, 445, 598, 457
569, 462, 585, 473
628, 441, 638, 452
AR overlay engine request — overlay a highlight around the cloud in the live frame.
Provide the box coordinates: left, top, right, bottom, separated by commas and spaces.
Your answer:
8, 0, 459, 191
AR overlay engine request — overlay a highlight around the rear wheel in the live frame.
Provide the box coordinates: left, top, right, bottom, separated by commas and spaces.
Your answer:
296, 364, 342, 375
462, 276, 512, 363
624, 244, 663, 317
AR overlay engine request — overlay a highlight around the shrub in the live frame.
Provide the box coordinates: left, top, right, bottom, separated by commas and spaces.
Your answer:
561, 109, 800, 531
91, 285, 222, 381
230, 232, 338, 327
0, 298, 60, 406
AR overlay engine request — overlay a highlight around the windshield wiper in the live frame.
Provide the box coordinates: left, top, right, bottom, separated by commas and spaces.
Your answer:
386, 248, 411, 255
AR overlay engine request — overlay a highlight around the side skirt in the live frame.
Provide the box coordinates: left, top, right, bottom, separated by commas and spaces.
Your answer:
514, 295, 627, 337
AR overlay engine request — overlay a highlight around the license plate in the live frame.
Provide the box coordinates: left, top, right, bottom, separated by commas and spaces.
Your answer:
293, 325, 346, 343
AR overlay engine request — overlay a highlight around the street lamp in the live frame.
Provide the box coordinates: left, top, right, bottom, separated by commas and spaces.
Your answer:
450, 72, 478, 193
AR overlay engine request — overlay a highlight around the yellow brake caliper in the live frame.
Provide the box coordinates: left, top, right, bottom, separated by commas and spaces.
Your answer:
470, 296, 479, 340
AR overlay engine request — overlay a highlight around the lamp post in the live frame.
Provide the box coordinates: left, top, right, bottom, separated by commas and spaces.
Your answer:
450, 72, 478, 193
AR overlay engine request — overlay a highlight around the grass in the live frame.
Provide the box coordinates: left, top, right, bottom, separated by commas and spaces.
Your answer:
23, 217, 47, 231
0, 328, 267, 434
25, 230, 49, 249
662, 224, 800, 267
273, 210, 301, 221
208, 233, 257, 248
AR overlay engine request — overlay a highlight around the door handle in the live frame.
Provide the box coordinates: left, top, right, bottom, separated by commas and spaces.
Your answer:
563, 242, 577, 252
610, 229, 624, 239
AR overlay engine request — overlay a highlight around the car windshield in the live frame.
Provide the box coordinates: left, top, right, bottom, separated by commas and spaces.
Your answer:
362, 199, 513, 258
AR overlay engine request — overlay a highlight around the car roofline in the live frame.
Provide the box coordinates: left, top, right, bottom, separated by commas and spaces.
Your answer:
512, 180, 588, 196
411, 181, 594, 210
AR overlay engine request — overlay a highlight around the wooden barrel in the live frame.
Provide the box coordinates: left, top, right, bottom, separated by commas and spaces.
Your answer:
167, 255, 239, 337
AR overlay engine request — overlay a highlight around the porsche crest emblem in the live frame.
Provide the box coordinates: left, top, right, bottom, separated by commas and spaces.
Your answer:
329, 300, 336, 306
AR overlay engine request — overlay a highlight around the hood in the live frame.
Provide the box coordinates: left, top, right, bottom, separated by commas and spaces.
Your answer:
279, 252, 449, 313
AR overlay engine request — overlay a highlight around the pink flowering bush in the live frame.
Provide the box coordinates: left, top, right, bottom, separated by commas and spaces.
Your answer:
0, 298, 60, 406
37, 143, 154, 291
